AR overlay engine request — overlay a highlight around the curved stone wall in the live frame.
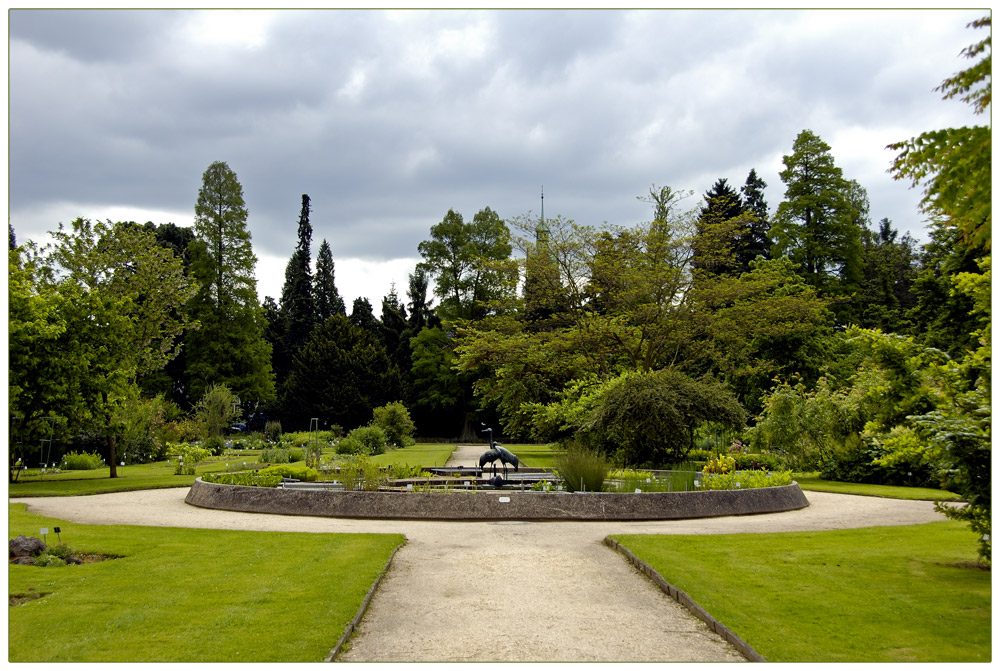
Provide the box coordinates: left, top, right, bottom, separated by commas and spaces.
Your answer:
185, 478, 809, 521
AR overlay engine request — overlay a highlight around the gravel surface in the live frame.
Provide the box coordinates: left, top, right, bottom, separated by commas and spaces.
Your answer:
10, 447, 947, 663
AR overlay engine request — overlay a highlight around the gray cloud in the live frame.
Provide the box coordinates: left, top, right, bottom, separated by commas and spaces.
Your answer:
9, 8, 986, 304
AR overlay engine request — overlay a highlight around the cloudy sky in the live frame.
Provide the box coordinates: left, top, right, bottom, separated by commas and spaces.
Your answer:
8, 7, 986, 308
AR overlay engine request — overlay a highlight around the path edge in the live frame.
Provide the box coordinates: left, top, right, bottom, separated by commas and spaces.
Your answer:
324, 539, 406, 662
604, 537, 766, 663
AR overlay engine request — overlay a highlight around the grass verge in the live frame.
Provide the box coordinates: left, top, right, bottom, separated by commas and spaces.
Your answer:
612, 521, 989, 662
8, 503, 404, 662
794, 473, 963, 501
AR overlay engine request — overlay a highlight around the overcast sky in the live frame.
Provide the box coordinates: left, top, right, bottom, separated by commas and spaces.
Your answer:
8, 7, 986, 309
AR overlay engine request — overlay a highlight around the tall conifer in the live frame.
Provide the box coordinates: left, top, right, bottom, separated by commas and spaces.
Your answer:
185, 160, 274, 406
315, 238, 346, 321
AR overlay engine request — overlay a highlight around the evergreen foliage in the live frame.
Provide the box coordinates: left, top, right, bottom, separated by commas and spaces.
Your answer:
314, 239, 346, 321
770, 129, 865, 316
280, 194, 316, 354
280, 314, 402, 432
185, 161, 274, 406
855, 218, 919, 333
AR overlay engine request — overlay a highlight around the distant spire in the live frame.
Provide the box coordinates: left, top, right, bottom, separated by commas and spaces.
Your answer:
536, 185, 549, 245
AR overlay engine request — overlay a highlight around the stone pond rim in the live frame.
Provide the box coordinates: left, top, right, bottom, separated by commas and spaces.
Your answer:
185, 478, 810, 521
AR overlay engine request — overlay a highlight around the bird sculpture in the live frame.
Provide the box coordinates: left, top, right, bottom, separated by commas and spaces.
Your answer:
478, 448, 502, 477
494, 444, 519, 476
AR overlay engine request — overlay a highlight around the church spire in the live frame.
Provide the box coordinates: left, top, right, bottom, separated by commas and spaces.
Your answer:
536, 185, 549, 245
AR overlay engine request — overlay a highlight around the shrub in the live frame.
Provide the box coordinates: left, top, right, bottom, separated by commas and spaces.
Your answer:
703, 454, 736, 474
263, 420, 282, 442
336, 454, 388, 491
258, 465, 319, 482
345, 425, 387, 456
193, 383, 242, 438
59, 451, 104, 471
819, 441, 936, 488
167, 443, 212, 475
588, 368, 747, 466
33, 554, 66, 568
686, 448, 712, 463
259, 447, 293, 464
698, 469, 794, 490
732, 454, 780, 471
201, 435, 225, 457
203, 472, 282, 488
556, 441, 609, 492
335, 436, 361, 455
47, 544, 75, 561
371, 401, 416, 448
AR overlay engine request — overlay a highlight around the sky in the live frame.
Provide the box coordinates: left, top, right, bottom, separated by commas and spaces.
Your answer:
8, 6, 987, 310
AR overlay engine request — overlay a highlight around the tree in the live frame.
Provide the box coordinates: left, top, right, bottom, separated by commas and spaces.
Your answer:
586, 368, 747, 467
770, 129, 865, 313
417, 207, 517, 322
350, 296, 379, 334
192, 161, 254, 310
405, 267, 437, 332
10, 219, 197, 478
855, 218, 918, 333
888, 16, 991, 251
693, 178, 745, 275
193, 383, 242, 439
281, 315, 402, 431
186, 161, 274, 406
409, 326, 463, 434
280, 194, 316, 355
522, 215, 568, 327
314, 238, 346, 321
371, 401, 416, 448
380, 284, 412, 397
739, 168, 772, 269
694, 256, 833, 413
907, 221, 986, 357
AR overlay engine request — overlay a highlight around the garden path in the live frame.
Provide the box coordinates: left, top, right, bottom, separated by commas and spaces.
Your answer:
11, 447, 947, 663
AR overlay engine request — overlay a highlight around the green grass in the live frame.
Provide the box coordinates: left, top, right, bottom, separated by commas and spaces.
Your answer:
506, 443, 563, 468
8, 503, 404, 662
9, 456, 263, 497
612, 522, 990, 662
794, 473, 963, 501
369, 443, 455, 468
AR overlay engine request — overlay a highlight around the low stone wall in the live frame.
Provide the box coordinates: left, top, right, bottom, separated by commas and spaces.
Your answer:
185, 478, 809, 521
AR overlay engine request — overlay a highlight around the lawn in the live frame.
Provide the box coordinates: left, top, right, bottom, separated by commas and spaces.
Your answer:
794, 473, 963, 501
507, 443, 562, 468
612, 521, 990, 662
9, 444, 459, 497
371, 443, 455, 468
8, 503, 404, 662
8, 457, 253, 497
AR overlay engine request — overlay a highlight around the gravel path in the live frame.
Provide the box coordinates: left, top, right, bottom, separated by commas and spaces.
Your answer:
10, 446, 947, 662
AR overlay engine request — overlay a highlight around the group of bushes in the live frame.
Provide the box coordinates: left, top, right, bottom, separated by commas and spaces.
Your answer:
335, 402, 416, 456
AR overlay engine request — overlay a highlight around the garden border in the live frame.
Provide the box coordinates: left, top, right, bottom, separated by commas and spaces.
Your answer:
324, 540, 406, 662
604, 537, 766, 662
185, 479, 809, 521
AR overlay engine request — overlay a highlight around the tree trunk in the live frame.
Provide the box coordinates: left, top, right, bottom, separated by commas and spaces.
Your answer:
459, 413, 478, 442
107, 434, 118, 479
